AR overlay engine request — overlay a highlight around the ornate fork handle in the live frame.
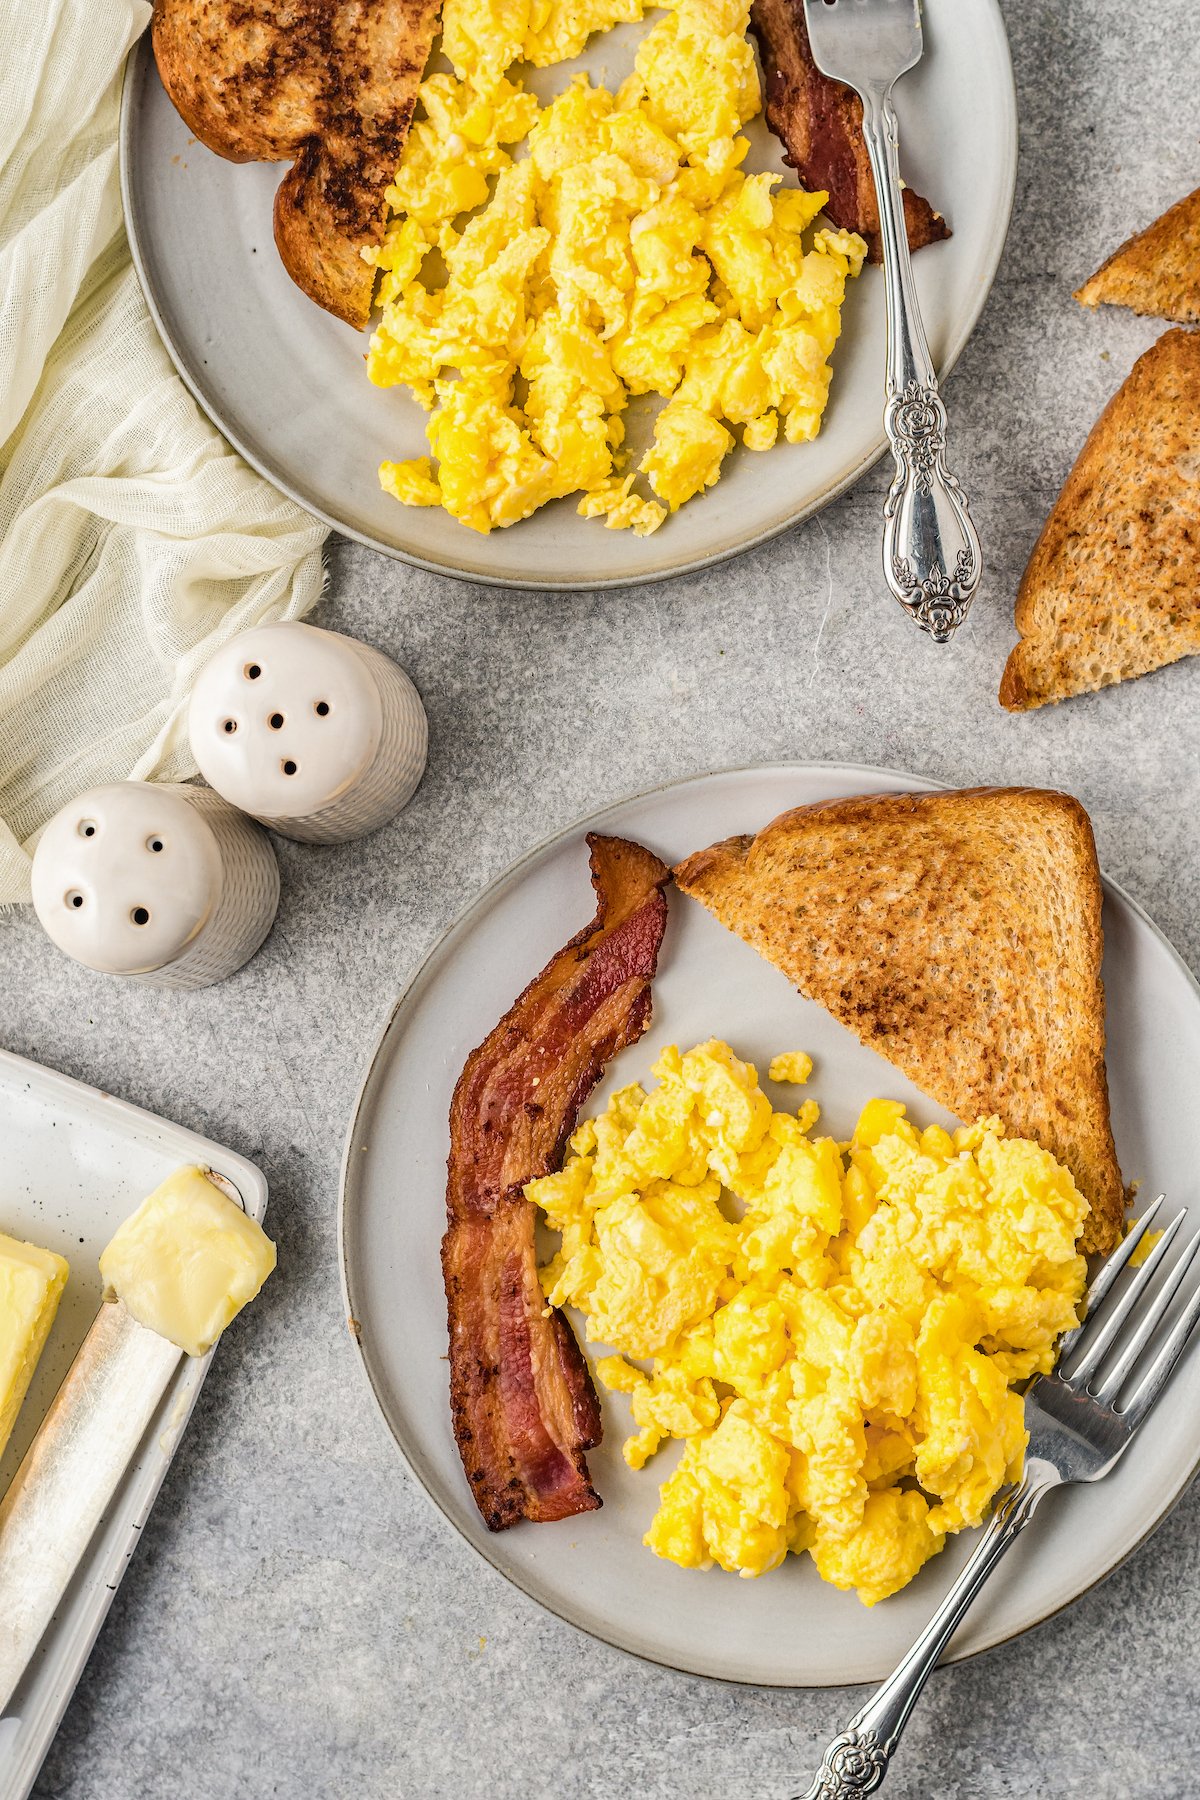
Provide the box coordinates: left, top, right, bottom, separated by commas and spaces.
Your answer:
858, 88, 982, 644
795, 1471, 1056, 1798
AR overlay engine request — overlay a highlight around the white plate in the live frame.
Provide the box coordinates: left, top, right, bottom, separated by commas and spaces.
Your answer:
119, 0, 1016, 590
339, 762, 1200, 1687
0, 1052, 268, 1800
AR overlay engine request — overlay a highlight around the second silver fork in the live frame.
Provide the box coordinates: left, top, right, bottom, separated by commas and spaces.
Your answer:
802, 0, 982, 644
798, 1197, 1200, 1798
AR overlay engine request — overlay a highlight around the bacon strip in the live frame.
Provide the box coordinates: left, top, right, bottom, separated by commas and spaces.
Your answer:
442, 834, 671, 1531
750, 0, 949, 261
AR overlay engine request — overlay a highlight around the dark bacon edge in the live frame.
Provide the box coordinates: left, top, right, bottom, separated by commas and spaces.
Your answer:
442, 833, 671, 1531
750, 0, 949, 261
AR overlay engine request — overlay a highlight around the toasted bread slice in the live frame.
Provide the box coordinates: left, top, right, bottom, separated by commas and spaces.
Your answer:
675, 787, 1123, 1254
1075, 187, 1200, 324
1000, 329, 1200, 712
151, 0, 441, 329
750, 0, 949, 260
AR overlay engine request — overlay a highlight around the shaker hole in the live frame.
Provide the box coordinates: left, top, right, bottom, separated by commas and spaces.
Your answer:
282, 759, 298, 777
131, 906, 151, 926
148, 837, 164, 853
314, 700, 330, 717
269, 712, 285, 730
222, 718, 238, 735
79, 820, 97, 839
66, 891, 84, 910
244, 663, 262, 681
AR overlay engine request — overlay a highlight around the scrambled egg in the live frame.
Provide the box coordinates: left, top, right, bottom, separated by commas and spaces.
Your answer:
526, 1041, 1089, 1605
368, 0, 866, 535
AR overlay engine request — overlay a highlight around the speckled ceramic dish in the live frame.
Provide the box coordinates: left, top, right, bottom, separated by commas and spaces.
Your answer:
339, 762, 1200, 1687
0, 1057, 267, 1800
120, 0, 1016, 590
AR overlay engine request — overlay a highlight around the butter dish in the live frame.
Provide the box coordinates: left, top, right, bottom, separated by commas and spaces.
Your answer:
0, 1168, 275, 1719
0, 1048, 268, 1800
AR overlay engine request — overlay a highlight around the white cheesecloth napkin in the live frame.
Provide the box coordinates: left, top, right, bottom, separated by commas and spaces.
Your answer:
0, 0, 328, 904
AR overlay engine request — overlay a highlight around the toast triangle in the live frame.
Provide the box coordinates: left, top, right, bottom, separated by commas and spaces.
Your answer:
1000, 329, 1200, 711
1075, 187, 1200, 324
151, 0, 441, 328
674, 787, 1123, 1254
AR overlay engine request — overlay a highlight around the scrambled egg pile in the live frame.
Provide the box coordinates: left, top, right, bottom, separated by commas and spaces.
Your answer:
367, 0, 866, 535
526, 1041, 1089, 1605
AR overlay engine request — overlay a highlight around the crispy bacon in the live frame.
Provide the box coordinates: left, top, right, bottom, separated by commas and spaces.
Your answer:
442, 834, 671, 1531
750, 0, 949, 261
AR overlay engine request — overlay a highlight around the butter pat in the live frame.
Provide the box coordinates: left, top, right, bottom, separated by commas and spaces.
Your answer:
0, 1232, 69, 1460
100, 1167, 275, 1358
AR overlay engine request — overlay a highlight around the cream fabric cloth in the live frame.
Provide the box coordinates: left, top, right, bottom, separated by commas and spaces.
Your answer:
0, 0, 328, 903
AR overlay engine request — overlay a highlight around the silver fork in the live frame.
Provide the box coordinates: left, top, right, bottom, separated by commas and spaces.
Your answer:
797, 1198, 1200, 1797
801, 0, 981, 644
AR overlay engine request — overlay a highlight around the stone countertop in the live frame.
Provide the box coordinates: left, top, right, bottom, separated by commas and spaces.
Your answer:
12, 0, 1200, 1794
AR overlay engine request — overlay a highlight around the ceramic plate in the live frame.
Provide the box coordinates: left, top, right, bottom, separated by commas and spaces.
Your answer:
0, 1055, 268, 1800
339, 763, 1200, 1687
119, 0, 1016, 590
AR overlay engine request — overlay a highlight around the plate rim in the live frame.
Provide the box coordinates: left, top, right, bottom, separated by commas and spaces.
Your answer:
337, 758, 1200, 1688
117, 9, 1018, 592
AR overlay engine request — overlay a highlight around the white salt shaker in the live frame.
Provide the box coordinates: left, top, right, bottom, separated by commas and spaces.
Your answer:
186, 621, 427, 844
31, 783, 280, 990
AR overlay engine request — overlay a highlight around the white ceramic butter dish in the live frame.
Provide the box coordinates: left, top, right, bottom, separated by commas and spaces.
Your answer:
0, 1049, 268, 1800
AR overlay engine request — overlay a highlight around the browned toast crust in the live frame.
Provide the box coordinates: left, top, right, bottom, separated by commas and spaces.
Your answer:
1075, 187, 1200, 325
1001, 329, 1200, 711
151, 0, 441, 328
675, 787, 1123, 1255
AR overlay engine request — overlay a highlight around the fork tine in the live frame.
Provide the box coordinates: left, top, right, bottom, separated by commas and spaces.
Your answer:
1070, 1197, 1166, 1342
1120, 1236, 1200, 1431
1088, 1197, 1166, 1314
1056, 1196, 1167, 1365
1092, 1224, 1200, 1404
1063, 1206, 1183, 1385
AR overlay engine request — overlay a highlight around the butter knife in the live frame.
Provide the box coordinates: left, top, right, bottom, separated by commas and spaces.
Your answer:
0, 1301, 184, 1715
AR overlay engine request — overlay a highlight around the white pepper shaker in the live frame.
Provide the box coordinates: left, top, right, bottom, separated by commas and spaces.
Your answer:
186, 621, 427, 844
30, 783, 279, 990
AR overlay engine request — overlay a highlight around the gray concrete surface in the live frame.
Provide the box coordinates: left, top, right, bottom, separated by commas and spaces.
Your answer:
10, 0, 1200, 1794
